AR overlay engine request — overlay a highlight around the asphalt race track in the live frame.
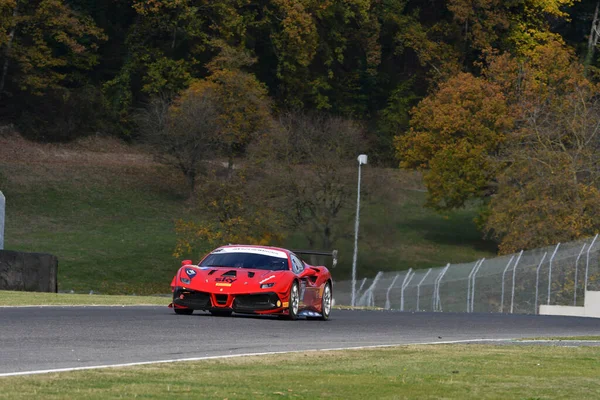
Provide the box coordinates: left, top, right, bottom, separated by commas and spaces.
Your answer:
1, 307, 600, 375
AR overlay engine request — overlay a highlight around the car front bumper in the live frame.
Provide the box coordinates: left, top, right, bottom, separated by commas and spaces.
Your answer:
172, 287, 287, 314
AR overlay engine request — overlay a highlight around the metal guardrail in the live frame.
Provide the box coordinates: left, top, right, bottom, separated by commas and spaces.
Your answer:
334, 234, 600, 314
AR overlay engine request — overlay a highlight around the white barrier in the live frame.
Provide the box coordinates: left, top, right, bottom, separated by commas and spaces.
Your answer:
539, 291, 600, 318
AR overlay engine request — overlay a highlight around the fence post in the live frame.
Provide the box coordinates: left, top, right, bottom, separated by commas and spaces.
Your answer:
358, 272, 382, 307
434, 264, 450, 312
416, 268, 432, 312
510, 250, 524, 314
467, 259, 482, 312
400, 269, 415, 311
574, 242, 588, 306
385, 274, 400, 310
547, 243, 561, 305
584, 234, 599, 292
470, 258, 485, 312
535, 252, 548, 314
500, 255, 515, 313
357, 278, 367, 301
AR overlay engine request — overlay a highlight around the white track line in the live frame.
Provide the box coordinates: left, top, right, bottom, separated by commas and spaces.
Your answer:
0, 338, 513, 378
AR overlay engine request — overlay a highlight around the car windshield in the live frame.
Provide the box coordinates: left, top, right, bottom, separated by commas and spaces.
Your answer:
199, 252, 289, 271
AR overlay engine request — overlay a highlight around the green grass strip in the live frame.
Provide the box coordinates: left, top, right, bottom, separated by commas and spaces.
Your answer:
1, 344, 599, 399
517, 336, 600, 341
0, 290, 168, 306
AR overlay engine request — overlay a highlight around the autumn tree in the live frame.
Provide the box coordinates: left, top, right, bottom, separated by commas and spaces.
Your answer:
395, 72, 512, 210
173, 167, 285, 259
482, 41, 600, 253
446, 0, 576, 57
251, 110, 367, 250
0, 0, 105, 98
398, 39, 600, 253
137, 88, 220, 194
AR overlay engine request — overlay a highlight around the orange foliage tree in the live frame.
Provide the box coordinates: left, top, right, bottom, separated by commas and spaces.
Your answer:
395, 72, 512, 210
482, 40, 600, 253
397, 38, 600, 253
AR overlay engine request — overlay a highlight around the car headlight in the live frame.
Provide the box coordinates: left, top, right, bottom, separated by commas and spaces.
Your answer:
260, 283, 275, 289
180, 277, 191, 285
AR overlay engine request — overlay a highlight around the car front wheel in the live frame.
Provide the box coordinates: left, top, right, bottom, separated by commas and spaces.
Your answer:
174, 307, 193, 315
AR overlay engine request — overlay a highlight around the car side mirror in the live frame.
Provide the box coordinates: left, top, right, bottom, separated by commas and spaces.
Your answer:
181, 259, 193, 267
301, 268, 317, 277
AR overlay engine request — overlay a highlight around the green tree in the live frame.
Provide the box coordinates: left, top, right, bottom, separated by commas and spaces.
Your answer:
0, 0, 105, 98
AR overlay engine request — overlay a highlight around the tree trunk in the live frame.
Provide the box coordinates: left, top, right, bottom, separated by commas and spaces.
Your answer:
0, 2, 19, 100
585, 1, 600, 75
227, 154, 234, 179
186, 169, 196, 195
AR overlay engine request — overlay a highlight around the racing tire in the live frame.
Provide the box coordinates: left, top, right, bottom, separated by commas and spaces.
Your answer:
209, 310, 233, 317
287, 281, 300, 320
307, 282, 332, 321
174, 307, 193, 315
319, 282, 332, 321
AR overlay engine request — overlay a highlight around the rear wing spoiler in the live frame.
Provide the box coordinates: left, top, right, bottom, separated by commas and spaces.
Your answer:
292, 249, 338, 268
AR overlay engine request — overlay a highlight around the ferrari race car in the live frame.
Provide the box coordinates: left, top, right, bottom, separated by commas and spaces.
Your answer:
169, 245, 336, 320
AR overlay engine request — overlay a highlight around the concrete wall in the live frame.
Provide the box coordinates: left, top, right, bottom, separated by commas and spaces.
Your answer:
539, 305, 587, 317
539, 291, 600, 318
0, 250, 58, 293
584, 291, 600, 317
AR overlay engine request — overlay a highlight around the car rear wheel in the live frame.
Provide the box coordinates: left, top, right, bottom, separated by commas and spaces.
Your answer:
174, 307, 193, 315
320, 282, 332, 320
287, 281, 300, 320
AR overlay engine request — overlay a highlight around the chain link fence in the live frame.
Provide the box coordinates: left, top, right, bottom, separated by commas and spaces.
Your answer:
333, 234, 600, 314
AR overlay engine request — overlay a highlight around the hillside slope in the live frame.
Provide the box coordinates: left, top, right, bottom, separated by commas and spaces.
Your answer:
0, 134, 496, 294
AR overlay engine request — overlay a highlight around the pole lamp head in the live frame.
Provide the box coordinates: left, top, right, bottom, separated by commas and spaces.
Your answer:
357, 154, 368, 165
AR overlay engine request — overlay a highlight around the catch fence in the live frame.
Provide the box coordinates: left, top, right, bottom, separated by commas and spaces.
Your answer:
333, 234, 600, 314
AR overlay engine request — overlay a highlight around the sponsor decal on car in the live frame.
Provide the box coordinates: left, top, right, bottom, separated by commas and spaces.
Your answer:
216, 283, 232, 287
185, 268, 197, 279
215, 277, 236, 284
214, 246, 287, 259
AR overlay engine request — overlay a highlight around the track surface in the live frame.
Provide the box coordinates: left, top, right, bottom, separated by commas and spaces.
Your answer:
1, 307, 600, 375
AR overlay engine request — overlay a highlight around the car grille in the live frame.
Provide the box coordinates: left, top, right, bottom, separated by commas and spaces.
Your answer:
173, 289, 211, 310
215, 294, 228, 305
233, 293, 279, 311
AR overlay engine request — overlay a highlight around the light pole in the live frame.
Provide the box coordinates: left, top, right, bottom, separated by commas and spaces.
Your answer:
351, 154, 367, 306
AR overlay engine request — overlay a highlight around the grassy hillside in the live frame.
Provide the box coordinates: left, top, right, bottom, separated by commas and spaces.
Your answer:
0, 135, 496, 294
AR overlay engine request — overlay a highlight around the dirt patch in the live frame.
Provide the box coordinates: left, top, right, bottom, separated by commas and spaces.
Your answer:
0, 134, 156, 167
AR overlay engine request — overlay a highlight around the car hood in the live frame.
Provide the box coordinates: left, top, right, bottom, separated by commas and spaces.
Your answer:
178, 266, 290, 291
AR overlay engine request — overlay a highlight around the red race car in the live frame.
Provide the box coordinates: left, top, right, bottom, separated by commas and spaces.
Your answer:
169, 245, 336, 320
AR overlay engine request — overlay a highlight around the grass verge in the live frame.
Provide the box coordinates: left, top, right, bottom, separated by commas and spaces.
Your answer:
517, 336, 600, 341
0, 290, 168, 306
1, 344, 599, 399
0, 290, 374, 310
